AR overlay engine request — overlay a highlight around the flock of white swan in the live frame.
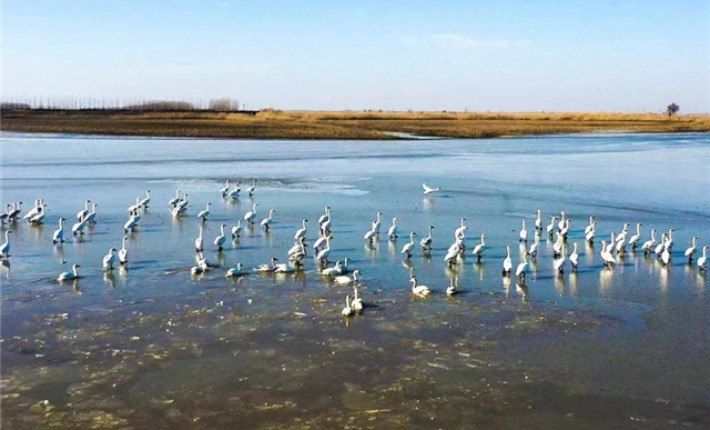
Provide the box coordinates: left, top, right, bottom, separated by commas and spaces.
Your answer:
0, 181, 707, 317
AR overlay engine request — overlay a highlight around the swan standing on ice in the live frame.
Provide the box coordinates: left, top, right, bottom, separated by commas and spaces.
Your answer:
387, 217, 398, 240
684, 237, 698, 263
422, 183, 442, 195
195, 224, 204, 252
698, 246, 708, 271
246, 179, 257, 198
584, 216, 596, 236
214, 224, 227, 251
84, 203, 98, 224
547, 216, 558, 237
7, 202, 22, 221
519, 220, 528, 243
228, 182, 242, 200
73, 217, 88, 236
534, 210, 543, 231
57, 264, 80, 282
553, 249, 566, 274
102, 247, 117, 271
77, 200, 91, 221
315, 235, 332, 267
502, 245, 512, 276
401, 232, 417, 259
231, 220, 243, 239
244, 203, 258, 225
661, 245, 671, 266
585, 223, 596, 243
220, 180, 231, 197
558, 212, 567, 232
29, 206, 46, 224
420, 225, 434, 252
472, 233, 486, 262
289, 237, 307, 259
119, 236, 129, 266
454, 218, 467, 240
0, 231, 11, 259
446, 276, 458, 296
569, 242, 579, 271
127, 197, 142, 214
314, 231, 331, 251
197, 202, 211, 222
52, 218, 66, 244
528, 235, 540, 259
294, 219, 308, 241
600, 240, 616, 268
139, 190, 151, 208
410, 277, 431, 297
168, 189, 182, 207
22, 199, 41, 220
123, 211, 139, 234
515, 254, 529, 282
260, 209, 276, 231
641, 229, 657, 254
444, 240, 461, 267
318, 206, 331, 225
364, 227, 377, 243
628, 223, 642, 250
654, 233, 667, 256
560, 219, 571, 239
371, 212, 383, 235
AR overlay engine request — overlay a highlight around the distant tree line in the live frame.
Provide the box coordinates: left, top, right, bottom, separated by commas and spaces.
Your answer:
0, 98, 242, 112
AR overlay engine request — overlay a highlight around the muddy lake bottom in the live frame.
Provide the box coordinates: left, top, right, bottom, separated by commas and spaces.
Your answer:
1, 132, 709, 429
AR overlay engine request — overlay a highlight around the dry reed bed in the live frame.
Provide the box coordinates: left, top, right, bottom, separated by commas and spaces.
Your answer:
2, 109, 709, 140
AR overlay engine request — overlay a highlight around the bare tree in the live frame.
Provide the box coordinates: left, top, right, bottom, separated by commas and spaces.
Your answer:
666, 103, 680, 118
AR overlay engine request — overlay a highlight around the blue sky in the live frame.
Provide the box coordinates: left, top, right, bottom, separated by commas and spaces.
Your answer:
2, 0, 709, 112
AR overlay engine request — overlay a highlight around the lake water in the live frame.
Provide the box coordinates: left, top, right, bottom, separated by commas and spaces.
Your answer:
1, 132, 709, 428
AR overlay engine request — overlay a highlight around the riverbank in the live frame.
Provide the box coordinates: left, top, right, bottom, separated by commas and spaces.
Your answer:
2, 109, 709, 139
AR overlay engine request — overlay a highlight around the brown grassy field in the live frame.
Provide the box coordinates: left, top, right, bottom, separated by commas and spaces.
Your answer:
2, 109, 709, 139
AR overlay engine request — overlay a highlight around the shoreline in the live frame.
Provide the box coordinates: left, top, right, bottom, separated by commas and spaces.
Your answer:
2, 109, 709, 140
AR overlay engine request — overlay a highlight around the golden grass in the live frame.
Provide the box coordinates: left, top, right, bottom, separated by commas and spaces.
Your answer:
2, 109, 709, 140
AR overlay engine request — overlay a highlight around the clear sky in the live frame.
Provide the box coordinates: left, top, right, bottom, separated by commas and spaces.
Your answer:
2, 0, 709, 112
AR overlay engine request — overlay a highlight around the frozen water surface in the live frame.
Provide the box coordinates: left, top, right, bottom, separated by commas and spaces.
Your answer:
1, 132, 709, 428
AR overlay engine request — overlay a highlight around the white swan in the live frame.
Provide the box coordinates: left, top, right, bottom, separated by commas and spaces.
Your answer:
244, 203, 258, 224
446, 277, 458, 296
318, 206, 331, 225
364, 228, 377, 243
628, 223, 642, 250
84, 203, 98, 224
600, 240, 616, 267
260, 209, 276, 231
57, 264, 80, 282
519, 219, 528, 243
352, 287, 364, 312
553, 249, 566, 274
102, 247, 117, 271
191, 252, 208, 275
615, 223, 630, 244
342, 295, 353, 316
119, 236, 129, 265
52, 218, 66, 244
313, 231, 329, 251
294, 218, 308, 240
123, 212, 139, 234
254, 257, 279, 273
515, 254, 529, 282
246, 179, 257, 198
315, 235, 332, 265
139, 190, 151, 208
410, 277, 431, 297
552, 232, 564, 258
559, 219, 571, 238
177, 193, 189, 210
615, 233, 626, 254
661, 245, 671, 266
214, 224, 227, 251
472, 233, 486, 262
197, 202, 211, 221
454, 218, 467, 240
698, 246, 708, 271
585, 223, 596, 243
527, 234, 540, 259
321, 261, 342, 276
340, 257, 352, 274
127, 197, 142, 214
683, 236, 698, 264
225, 262, 245, 277
220, 180, 231, 197
195, 224, 204, 252
387, 217, 398, 240
641, 229, 656, 253
23, 199, 43, 220
420, 225, 434, 251
534, 209, 543, 231
444, 240, 460, 267
502, 245, 512, 275
73, 217, 87, 236
29, 206, 46, 224
401, 232, 417, 259
289, 237, 307, 259
228, 182, 242, 200
422, 183, 442, 195
558, 211, 566, 232
7, 201, 22, 221
584, 216, 596, 236
654, 233, 667, 255
0, 231, 11, 258
666, 228, 675, 252
371, 212, 383, 235
168, 189, 182, 207
334, 269, 360, 285
547, 216, 558, 236
231, 220, 243, 239
569, 242, 579, 271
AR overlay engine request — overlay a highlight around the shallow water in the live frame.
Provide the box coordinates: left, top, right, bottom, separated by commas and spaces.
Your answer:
1, 132, 709, 429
